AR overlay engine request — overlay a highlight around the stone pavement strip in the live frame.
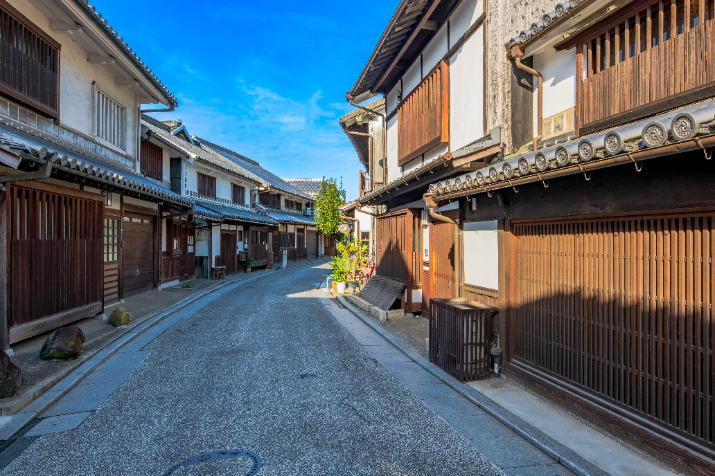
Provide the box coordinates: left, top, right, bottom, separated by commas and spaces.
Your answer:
0, 262, 503, 475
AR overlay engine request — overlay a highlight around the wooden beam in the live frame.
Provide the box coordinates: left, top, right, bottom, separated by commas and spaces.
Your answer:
49, 21, 82, 33
115, 78, 140, 88
423, 21, 439, 30
0, 189, 8, 351
374, 0, 443, 93
87, 54, 115, 65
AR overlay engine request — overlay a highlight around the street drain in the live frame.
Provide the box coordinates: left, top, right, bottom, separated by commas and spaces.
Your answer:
332, 298, 345, 308
162, 450, 261, 476
298, 373, 316, 379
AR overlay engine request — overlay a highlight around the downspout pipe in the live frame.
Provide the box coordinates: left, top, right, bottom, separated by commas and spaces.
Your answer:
509, 44, 542, 151
347, 92, 388, 191
425, 193, 462, 299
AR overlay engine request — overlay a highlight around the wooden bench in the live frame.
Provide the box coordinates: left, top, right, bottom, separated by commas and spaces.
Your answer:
212, 266, 226, 279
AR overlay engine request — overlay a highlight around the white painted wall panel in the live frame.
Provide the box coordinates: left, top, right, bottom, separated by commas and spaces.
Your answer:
534, 48, 576, 120
402, 60, 422, 98
424, 143, 448, 164
423, 26, 449, 75
449, 0, 482, 42
449, 30, 484, 150
386, 116, 400, 183
387, 83, 400, 116
463, 220, 498, 290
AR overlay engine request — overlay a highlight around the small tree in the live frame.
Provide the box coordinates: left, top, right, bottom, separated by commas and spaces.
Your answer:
315, 177, 346, 240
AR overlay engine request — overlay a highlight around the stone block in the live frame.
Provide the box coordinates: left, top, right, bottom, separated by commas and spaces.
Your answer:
386, 309, 405, 321
0, 350, 22, 398
370, 306, 387, 322
108, 308, 131, 327
40, 327, 85, 360
345, 295, 371, 313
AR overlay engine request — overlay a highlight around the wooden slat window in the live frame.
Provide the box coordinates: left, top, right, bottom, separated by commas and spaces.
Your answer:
397, 61, 449, 167
197, 172, 216, 199
232, 184, 245, 205
280, 233, 295, 248
104, 218, 118, 262
570, 0, 715, 129
95, 88, 126, 149
140, 141, 162, 181
271, 194, 281, 210
0, 2, 60, 119
514, 212, 715, 445
285, 199, 302, 212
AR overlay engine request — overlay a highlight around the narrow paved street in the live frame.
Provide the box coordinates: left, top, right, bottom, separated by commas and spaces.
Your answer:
0, 263, 511, 476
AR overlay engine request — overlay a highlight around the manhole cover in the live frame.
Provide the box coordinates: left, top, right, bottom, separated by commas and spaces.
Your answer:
162, 450, 261, 476
298, 373, 316, 379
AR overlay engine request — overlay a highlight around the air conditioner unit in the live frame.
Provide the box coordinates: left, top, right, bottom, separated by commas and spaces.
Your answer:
304, 207, 312, 217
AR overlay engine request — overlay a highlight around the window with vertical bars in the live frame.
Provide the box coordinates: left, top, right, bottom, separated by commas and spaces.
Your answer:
140, 141, 163, 180
104, 219, 118, 262
197, 172, 216, 199
95, 88, 126, 149
0, 3, 60, 119
232, 184, 245, 205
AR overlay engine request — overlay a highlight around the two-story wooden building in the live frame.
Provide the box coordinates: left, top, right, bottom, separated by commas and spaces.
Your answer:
346, 0, 502, 314
0, 0, 191, 351
426, 0, 715, 472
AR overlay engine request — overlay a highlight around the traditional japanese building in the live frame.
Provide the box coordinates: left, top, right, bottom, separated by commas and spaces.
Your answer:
425, 0, 715, 472
0, 0, 190, 351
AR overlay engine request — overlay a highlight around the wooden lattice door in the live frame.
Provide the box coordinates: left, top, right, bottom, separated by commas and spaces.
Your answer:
513, 213, 715, 446
429, 219, 456, 302
7, 185, 103, 343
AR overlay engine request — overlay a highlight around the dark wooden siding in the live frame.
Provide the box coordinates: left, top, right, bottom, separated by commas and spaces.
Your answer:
376, 209, 422, 311
510, 55, 534, 152
197, 172, 216, 199
221, 231, 238, 275
514, 213, 715, 447
397, 61, 449, 166
7, 185, 103, 343
232, 184, 245, 205
122, 213, 154, 297
140, 141, 163, 181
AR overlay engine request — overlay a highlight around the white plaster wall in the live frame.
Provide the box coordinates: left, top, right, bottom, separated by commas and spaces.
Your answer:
386, 83, 400, 116
215, 176, 231, 201
123, 196, 158, 209
403, 156, 422, 174
424, 143, 449, 163
423, 26, 449, 74
161, 218, 167, 252
402, 60, 422, 99
211, 225, 221, 265
449, 0, 484, 42
449, 29, 485, 150
195, 227, 209, 257
237, 225, 245, 251
533, 48, 576, 135
162, 147, 171, 183
386, 116, 400, 183
185, 163, 199, 194
355, 209, 372, 232
463, 220, 498, 290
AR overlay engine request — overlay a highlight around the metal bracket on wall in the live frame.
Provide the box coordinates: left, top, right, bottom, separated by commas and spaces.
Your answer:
0, 160, 52, 184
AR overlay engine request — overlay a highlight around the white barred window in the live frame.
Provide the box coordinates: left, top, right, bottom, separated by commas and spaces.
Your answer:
95, 88, 126, 149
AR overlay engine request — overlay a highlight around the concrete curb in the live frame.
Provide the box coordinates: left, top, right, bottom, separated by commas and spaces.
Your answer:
336, 295, 609, 476
0, 267, 292, 439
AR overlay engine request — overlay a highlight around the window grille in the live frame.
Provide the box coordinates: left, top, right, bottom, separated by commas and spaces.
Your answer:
232, 184, 245, 205
95, 88, 126, 149
0, 3, 60, 119
140, 141, 162, 180
104, 218, 119, 262
197, 172, 216, 199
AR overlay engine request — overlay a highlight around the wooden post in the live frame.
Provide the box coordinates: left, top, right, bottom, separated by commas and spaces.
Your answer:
0, 188, 9, 351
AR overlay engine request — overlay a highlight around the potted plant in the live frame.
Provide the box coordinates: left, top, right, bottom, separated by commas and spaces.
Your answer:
330, 256, 346, 293
338, 239, 367, 292
245, 257, 255, 273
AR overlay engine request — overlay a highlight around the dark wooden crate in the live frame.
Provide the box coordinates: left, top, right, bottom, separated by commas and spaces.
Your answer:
429, 298, 496, 381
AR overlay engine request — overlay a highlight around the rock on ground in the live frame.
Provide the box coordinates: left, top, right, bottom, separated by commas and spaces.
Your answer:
108, 308, 131, 327
40, 327, 86, 360
0, 349, 22, 398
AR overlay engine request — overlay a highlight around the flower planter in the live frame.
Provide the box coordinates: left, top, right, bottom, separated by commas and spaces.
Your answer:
336, 282, 346, 294
332, 280, 337, 293
346, 281, 358, 292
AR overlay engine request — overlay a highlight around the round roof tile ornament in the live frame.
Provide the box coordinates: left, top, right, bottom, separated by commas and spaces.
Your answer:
577, 139, 595, 161
488, 167, 499, 183
671, 112, 698, 141
534, 152, 548, 171
476, 171, 486, 187
502, 162, 514, 179
518, 157, 530, 176
641, 122, 668, 148
555, 146, 570, 166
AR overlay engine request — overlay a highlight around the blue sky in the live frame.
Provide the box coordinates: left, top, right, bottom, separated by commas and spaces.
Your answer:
92, 0, 396, 200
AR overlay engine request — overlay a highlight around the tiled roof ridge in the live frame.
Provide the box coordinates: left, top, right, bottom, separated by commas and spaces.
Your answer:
141, 114, 172, 132
194, 136, 261, 166
75, 1, 178, 107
